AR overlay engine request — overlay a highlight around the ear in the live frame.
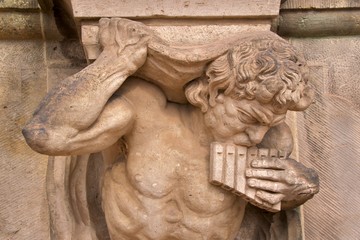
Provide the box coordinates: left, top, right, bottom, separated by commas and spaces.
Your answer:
288, 86, 315, 111
215, 93, 225, 104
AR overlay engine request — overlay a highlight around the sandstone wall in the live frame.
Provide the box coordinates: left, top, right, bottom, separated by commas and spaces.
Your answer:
280, 2, 360, 239
0, 2, 85, 239
291, 36, 360, 240
1, 1, 360, 239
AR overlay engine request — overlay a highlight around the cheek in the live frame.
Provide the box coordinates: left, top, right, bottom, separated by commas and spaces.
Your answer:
224, 99, 238, 117
222, 114, 247, 133
214, 116, 236, 137
205, 104, 227, 129
232, 133, 252, 146
204, 111, 217, 128
218, 114, 248, 139
245, 125, 270, 144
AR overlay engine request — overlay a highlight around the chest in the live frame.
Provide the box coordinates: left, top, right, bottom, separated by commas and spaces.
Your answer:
126, 118, 206, 194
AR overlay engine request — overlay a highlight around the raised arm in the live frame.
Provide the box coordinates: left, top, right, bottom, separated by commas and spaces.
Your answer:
23, 18, 150, 155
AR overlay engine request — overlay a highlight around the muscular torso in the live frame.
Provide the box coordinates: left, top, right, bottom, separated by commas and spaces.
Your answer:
101, 79, 246, 240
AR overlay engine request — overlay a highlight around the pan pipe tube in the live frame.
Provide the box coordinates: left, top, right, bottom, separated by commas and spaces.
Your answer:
210, 142, 287, 212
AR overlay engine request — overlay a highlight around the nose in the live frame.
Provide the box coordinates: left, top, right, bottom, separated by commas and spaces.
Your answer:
247, 126, 269, 144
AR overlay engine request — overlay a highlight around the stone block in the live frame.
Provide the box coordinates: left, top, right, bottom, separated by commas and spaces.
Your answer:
0, 40, 49, 240
81, 19, 272, 60
71, 0, 281, 19
0, 12, 42, 39
278, 10, 360, 37
0, 36, 87, 240
0, 0, 39, 9
281, 0, 360, 9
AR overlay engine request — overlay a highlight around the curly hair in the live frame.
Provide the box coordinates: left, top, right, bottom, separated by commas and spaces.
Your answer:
185, 38, 310, 112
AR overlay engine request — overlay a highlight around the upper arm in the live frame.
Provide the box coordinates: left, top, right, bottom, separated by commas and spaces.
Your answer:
23, 95, 136, 156
66, 95, 136, 155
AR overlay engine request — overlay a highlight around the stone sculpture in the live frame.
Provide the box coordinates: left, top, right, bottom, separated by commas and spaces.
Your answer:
22, 18, 319, 240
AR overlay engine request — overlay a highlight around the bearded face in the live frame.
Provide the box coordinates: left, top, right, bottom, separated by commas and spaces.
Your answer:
203, 94, 286, 147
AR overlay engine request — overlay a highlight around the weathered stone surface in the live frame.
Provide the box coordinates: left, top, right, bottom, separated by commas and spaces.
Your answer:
0, 0, 39, 9
22, 18, 318, 240
0, 12, 42, 39
0, 40, 49, 240
281, 0, 360, 9
76, 0, 281, 61
278, 10, 360, 37
41, 12, 64, 40
82, 19, 272, 60
0, 16, 85, 239
0, 7, 62, 40
38, 0, 53, 12
2, 0, 360, 239
71, 0, 281, 19
290, 36, 360, 240
46, 40, 87, 89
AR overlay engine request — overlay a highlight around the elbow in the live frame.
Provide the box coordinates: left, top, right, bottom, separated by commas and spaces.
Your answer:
22, 123, 49, 154
22, 123, 69, 155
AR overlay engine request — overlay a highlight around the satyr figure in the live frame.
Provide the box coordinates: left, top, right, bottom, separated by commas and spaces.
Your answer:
23, 18, 319, 240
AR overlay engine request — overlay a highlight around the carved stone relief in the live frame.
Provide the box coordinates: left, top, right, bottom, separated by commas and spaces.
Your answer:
22, 18, 319, 240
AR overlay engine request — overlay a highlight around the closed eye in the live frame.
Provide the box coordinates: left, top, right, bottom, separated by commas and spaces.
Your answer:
270, 115, 286, 126
237, 110, 258, 124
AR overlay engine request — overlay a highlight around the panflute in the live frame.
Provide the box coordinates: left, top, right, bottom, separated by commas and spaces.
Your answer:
209, 142, 287, 212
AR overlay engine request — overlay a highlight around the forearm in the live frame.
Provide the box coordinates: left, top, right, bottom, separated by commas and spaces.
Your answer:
22, 56, 133, 155
22, 18, 149, 155
38, 95, 135, 156
26, 17, 149, 131
23, 73, 135, 155
30, 58, 130, 129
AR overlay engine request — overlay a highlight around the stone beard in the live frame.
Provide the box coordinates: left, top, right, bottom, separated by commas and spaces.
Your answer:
22, 18, 319, 240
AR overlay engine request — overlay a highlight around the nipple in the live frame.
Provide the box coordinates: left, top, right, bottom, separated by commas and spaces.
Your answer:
164, 200, 183, 223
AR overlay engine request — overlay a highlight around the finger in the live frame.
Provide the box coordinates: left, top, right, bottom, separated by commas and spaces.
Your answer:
246, 168, 286, 182
99, 18, 111, 47
249, 167, 308, 185
246, 168, 300, 185
99, 18, 110, 28
247, 178, 286, 193
256, 190, 284, 205
246, 169, 306, 187
114, 19, 125, 52
251, 158, 286, 170
121, 34, 150, 57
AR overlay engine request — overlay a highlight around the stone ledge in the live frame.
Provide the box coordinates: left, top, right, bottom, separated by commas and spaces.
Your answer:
0, 12, 42, 39
0, 0, 39, 9
278, 9, 360, 37
81, 19, 272, 60
0, 9, 62, 40
71, 0, 281, 19
281, 0, 360, 9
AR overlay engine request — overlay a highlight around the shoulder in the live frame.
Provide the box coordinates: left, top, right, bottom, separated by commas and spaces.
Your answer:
115, 77, 167, 110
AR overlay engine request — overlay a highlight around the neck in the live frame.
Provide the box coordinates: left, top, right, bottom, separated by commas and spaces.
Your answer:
184, 106, 215, 147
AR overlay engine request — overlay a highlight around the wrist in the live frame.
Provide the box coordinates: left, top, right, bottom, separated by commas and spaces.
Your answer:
87, 58, 131, 80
